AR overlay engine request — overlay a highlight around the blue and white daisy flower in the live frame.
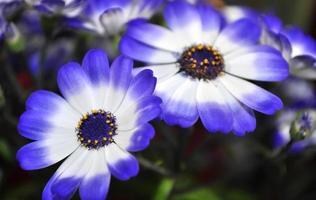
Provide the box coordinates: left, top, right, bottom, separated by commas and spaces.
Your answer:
282, 26, 316, 79
120, 1, 288, 135
283, 26, 316, 59
261, 14, 316, 79
66, 0, 162, 36
25, 0, 86, 17
275, 108, 316, 152
16, 49, 161, 199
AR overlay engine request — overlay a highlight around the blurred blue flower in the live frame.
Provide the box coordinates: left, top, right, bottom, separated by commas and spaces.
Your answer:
13, 10, 44, 50
27, 39, 75, 76
19, 10, 43, 36
120, 1, 288, 135
0, 11, 9, 40
280, 77, 316, 105
66, 0, 163, 36
275, 108, 316, 153
0, 0, 22, 40
16, 49, 161, 199
216, 5, 316, 80
261, 14, 316, 79
10, 10, 75, 76
26, 0, 86, 17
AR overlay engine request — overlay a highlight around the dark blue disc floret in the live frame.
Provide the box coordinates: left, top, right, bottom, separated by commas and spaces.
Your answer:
76, 109, 118, 150
179, 44, 225, 80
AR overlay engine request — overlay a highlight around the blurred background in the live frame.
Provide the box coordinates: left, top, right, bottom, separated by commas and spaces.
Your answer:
1, 0, 316, 199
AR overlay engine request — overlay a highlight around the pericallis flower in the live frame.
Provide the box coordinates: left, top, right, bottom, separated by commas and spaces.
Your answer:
16, 49, 161, 199
275, 108, 316, 152
25, 0, 86, 17
120, 1, 288, 135
0, 0, 21, 40
66, 0, 163, 36
27, 38, 75, 76
218, 7, 293, 64
261, 14, 316, 79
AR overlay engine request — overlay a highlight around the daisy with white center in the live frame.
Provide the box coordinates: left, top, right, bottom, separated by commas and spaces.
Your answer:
66, 0, 163, 36
16, 49, 161, 200
120, 1, 289, 135
261, 14, 316, 61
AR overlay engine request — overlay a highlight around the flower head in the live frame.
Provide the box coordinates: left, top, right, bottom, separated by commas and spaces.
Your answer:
26, 0, 86, 17
120, 1, 288, 135
66, 0, 163, 36
275, 108, 316, 152
17, 49, 161, 199
0, 0, 21, 40
261, 14, 316, 79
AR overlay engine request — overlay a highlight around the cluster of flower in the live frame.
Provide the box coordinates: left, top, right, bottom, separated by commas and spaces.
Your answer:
1, 0, 316, 199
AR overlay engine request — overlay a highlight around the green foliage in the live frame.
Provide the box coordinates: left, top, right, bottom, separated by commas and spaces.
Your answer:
153, 178, 175, 200
171, 188, 220, 200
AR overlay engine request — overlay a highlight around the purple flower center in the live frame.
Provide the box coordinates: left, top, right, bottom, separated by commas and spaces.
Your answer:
76, 109, 118, 149
179, 44, 224, 80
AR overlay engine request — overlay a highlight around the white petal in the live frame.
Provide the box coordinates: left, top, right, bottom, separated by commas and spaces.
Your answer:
133, 63, 179, 82
42, 147, 93, 199
219, 73, 283, 115
196, 80, 233, 133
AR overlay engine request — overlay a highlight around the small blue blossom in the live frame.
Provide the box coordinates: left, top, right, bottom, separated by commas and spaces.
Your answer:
120, 1, 288, 135
66, 0, 163, 36
27, 39, 75, 76
16, 49, 161, 200
280, 77, 316, 105
26, 0, 86, 17
0, 0, 21, 40
261, 14, 316, 79
11, 10, 76, 76
299, 112, 312, 131
217, 6, 316, 80
275, 108, 316, 153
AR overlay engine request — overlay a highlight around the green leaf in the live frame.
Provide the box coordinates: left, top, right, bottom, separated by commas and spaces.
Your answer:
222, 189, 255, 200
153, 178, 175, 200
171, 188, 220, 200
7, 36, 25, 53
